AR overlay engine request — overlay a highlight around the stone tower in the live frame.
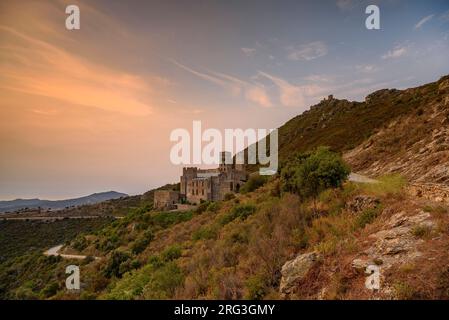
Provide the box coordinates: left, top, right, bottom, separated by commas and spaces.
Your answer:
219, 151, 233, 173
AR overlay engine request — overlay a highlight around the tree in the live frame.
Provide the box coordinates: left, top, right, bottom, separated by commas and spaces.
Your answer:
280, 147, 350, 211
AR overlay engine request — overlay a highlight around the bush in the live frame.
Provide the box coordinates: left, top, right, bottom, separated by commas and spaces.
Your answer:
103, 251, 131, 278
394, 281, 416, 300
192, 226, 218, 241
72, 235, 88, 252
240, 175, 269, 194
223, 193, 235, 201
142, 262, 184, 299
412, 225, 432, 239
207, 202, 221, 213
281, 147, 350, 203
245, 274, 266, 299
41, 282, 59, 298
219, 204, 256, 225
161, 245, 182, 262
131, 230, 154, 255
196, 201, 211, 214
356, 208, 381, 229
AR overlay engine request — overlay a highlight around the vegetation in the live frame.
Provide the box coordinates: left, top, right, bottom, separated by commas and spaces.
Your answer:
240, 174, 270, 194
280, 147, 350, 211
0, 218, 113, 299
0, 218, 113, 263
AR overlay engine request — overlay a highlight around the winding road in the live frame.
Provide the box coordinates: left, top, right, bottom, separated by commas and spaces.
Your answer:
348, 173, 378, 184
44, 244, 100, 260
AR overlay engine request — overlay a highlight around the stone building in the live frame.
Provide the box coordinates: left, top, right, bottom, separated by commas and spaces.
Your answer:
153, 151, 247, 209
154, 190, 179, 210
180, 151, 247, 204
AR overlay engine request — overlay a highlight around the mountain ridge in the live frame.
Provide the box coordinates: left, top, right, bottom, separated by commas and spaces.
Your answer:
0, 191, 128, 213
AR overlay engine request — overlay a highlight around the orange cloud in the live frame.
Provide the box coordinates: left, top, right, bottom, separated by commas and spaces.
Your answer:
0, 25, 158, 116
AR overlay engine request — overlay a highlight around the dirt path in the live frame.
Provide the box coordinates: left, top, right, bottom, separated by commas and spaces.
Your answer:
349, 173, 378, 184
44, 244, 100, 260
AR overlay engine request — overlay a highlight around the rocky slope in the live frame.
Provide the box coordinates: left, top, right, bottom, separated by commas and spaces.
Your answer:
279, 192, 449, 300
344, 76, 449, 185
278, 76, 449, 300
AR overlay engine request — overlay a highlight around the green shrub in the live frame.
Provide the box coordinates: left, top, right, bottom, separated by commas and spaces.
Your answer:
192, 226, 218, 241
412, 225, 432, 239
41, 282, 59, 298
196, 201, 211, 214
72, 235, 88, 251
103, 251, 131, 278
224, 193, 235, 201
206, 202, 221, 213
280, 147, 350, 203
142, 262, 184, 299
240, 175, 269, 194
131, 230, 154, 255
161, 245, 182, 262
245, 274, 266, 299
219, 204, 256, 225
151, 211, 194, 229
394, 281, 416, 300
356, 208, 380, 229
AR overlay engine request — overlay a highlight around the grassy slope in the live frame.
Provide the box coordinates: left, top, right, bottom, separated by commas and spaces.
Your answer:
50, 175, 449, 300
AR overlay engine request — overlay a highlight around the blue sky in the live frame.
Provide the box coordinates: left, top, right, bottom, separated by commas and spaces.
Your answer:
1, 0, 449, 199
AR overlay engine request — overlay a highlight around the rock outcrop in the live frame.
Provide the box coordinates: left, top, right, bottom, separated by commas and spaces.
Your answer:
279, 252, 321, 295
352, 210, 434, 271
346, 195, 380, 214
407, 183, 449, 204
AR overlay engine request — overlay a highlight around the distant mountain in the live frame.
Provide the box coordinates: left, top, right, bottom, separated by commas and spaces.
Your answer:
0, 191, 128, 213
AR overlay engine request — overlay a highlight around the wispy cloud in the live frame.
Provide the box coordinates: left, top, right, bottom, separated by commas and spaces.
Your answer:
244, 86, 272, 108
303, 74, 336, 83
258, 72, 324, 108
171, 59, 229, 88
382, 45, 408, 59
414, 14, 434, 29
0, 26, 158, 116
172, 60, 272, 107
241, 47, 256, 57
355, 64, 379, 73
287, 41, 328, 61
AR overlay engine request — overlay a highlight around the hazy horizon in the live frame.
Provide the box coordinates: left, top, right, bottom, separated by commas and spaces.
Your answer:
1, 0, 449, 199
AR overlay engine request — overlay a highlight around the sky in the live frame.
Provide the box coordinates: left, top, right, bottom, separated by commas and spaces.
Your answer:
1, 0, 449, 200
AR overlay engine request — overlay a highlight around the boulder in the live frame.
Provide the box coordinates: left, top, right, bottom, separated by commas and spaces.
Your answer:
279, 252, 321, 295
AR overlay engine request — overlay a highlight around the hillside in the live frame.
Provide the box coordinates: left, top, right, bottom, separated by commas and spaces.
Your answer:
344, 76, 449, 184
1, 75, 449, 300
0, 191, 128, 213
246, 75, 449, 173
